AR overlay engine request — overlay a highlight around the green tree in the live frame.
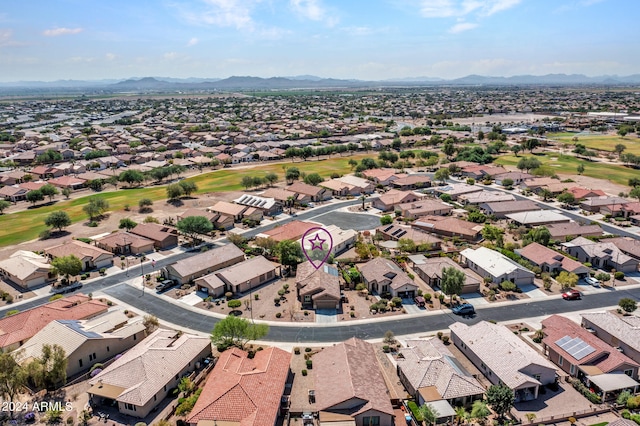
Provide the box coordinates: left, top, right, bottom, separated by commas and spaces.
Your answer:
179, 180, 198, 196
210, 315, 269, 351
178, 376, 195, 395
500, 280, 517, 292
454, 406, 468, 426
523, 226, 551, 246
44, 211, 71, 232
595, 272, 611, 285
482, 224, 504, 247
630, 187, 640, 202
227, 299, 242, 311
539, 188, 553, 202
40, 183, 59, 201
486, 384, 515, 419
0, 351, 27, 414
143, 314, 159, 334
577, 163, 585, 175
118, 169, 145, 186
119, 218, 138, 230
348, 159, 358, 170
177, 215, 214, 244
517, 157, 541, 173
556, 271, 578, 290
557, 191, 576, 206
304, 172, 324, 186
166, 183, 184, 200
470, 400, 490, 423
511, 144, 522, 156
61, 188, 71, 199
252, 176, 264, 188
138, 198, 153, 212
501, 178, 514, 188
275, 240, 303, 269
434, 168, 450, 184
629, 178, 640, 188
26, 189, 44, 205
380, 215, 393, 226
265, 172, 278, 186
25, 344, 67, 389
441, 266, 465, 304
397, 238, 416, 253
418, 403, 439, 426
51, 255, 82, 282
285, 167, 301, 183
83, 196, 109, 220
241, 175, 254, 190
0, 199, 10, 214
618, 298, 637, 313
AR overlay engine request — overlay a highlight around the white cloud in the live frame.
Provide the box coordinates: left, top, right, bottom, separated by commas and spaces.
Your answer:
449, 22, 478, 33
105, 53, 116, 61
419, 0, 521, 18
164, 52, 179, 60
180, 0, 256, 30
187, 37, 199, 46
290, 0, 338, 26
43, 27, 83, 37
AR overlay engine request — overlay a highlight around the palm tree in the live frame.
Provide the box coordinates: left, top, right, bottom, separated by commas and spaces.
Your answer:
360, 194, 366, 210
455, 406, 468, 425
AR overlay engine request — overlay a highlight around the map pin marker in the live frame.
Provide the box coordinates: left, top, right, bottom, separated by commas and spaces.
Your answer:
301, 227, 334, 270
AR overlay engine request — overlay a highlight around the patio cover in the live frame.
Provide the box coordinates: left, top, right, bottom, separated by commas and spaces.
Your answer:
427, 400, 456, 420
587, 373, 639, 392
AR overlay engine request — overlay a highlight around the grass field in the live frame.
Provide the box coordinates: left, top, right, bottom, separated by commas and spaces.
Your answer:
547, 132, 640, 155
495, 152, 637, 187
0, 154, 372, 248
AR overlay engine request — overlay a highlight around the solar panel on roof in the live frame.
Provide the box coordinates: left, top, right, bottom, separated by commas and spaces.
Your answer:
555, 336, 572, 347
392, 229, 402, 236
259, 200, 267, 207
555, 336, 596, 360
383, 225, 394, 232
397, 230, 407, 238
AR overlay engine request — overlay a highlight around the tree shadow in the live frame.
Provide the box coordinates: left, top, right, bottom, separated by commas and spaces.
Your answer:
168, 199, 184, 207
48, 230, 71, 239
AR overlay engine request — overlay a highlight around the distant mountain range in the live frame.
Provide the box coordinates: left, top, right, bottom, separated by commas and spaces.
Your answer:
2, 73, 640, 92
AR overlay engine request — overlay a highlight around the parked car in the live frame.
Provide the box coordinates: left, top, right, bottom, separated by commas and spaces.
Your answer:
584, 276, 600, 287
562, 289, 582, 300
414, 296, 426, 307
452, 303, 475, 316
155, 280, 175, 293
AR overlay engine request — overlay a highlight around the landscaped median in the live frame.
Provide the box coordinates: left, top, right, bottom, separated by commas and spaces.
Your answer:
0, 154, 372, 247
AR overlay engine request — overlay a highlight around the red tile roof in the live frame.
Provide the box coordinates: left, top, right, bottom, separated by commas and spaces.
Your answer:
261, 220, 317, 242
0, 294, 108, 349
187, 347, 291, 426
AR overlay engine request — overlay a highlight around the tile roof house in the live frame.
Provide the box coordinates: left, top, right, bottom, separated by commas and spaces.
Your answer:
129, 223, 179, 249
391, 174, 432, 190
215, 256, 279, 294
0, 185, 28, 202
397, 337, 485, 407
480, 200, 540, 219
88, 329, 212, 418
457, 190, 516, 205
581, 312, 640, 365
412, 216, 483, 242
460, 247, 535, 286
375, 224, 443, 249
47, 175, 87, 190
96, 231, 156, 255
397, 199, 452, 219
0, 294, 108, 351
608, 237, 640, 261
296, 261, 341, 310
546, 223, 603, 241
361, 168, 404, 186
165, 244, 245, 285
567, 187, 606, 200
257, 220, 318, 243
517, 242, 589, 276
0, 250, 54, 288
16, 311, 146, 379
433, 183, 482, 201
288, 181, 330, 201
314, 338, 395, 426
45, 240, 113, 272
541, 315, 639, 381
208, 200, 247, 222
358, 257, 418, 298
450, 321, 557, 401
562, 236, 639, 273
233, 194, 281, 216
413, 257, 481, 294
372, 189, 422, 212
579, 196, 629, 213
335, 175, 375, 194
187, 347, 292, 426
300, 225, 357, 256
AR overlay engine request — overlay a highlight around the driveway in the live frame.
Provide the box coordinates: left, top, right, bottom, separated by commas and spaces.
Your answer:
315, 309, 338, 323
463, 292, 490, 305
311, 211, 381, 231
520, 284, 547, 299
402, 299, 423, 314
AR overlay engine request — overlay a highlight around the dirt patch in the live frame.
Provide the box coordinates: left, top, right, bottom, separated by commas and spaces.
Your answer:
557, 173, 629, 196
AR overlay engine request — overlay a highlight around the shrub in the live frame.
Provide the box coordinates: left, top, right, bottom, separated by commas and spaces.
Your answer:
350, 311, 355, 318
294, 347, 301, 355
99, 268, 106, 275
382, 345, 390, 353
407, 401, 423, 422
275, 312, 282, 318
227, 300, 241, 310
301, 369, 308, 376
424, 293, 432, 302
571, 378, 602, 404
441, 335, 450, 345
305, 347, 312, 352
615, 271, 625, 280
306, 359, 313, 369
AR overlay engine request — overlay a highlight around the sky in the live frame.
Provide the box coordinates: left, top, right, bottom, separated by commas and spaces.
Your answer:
0, 0, 637, 82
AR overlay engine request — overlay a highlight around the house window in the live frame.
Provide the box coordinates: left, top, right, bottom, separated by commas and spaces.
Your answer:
133, 334, 137, 341
382, 285, 388, 292
533, 374, 541, 381
363, 416, 380, 426
124, 403, 136, 412
558, 355, 563, 366
625, 369, 633, 377
164, 385, 167, 392
570, 365, 576, 375
154, 395, 157, 402
106, 346, 110, 352
304, 295, 311, 302
79, 359, 83, 368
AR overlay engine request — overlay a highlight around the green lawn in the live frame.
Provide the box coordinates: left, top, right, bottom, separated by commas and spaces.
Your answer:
547, 132, 640, 155
495, 152, 637, 187
0, 154, 372, 248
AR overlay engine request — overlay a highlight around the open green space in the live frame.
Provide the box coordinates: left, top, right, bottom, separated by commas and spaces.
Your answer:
0, 154, 372, 248
547, 132, 640, 155
495, 152, 637, 187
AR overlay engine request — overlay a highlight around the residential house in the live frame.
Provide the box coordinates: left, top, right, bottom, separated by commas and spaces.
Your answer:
314, 338, 395, 426
187, 347, 291, 426
519, 177, 561, 192
359, 257, 418, 298
412, 216, 483, 242
300, 225, 357, 256
397, 199, 452, 219
96, 232, 155, 255
579, 196, 629, 214
450, 321, 557, 401
178, 208, 218, 224
362, 168, 404, 186
130, 223, 179, 249
608, 237, 640, 261
233, 194, 281, 216
517, 242, 589, 277
0, 251, 55, 288
505, 210, 571, 227
546, 223, 603, 241
562, 237, 639, 273
45, 240, 113, 272
256, 220, 318, 243
296, 261, 341, 310
493, 171, 533, 186
459, 247, 535, 285
288, 181, 330, 201
621, 202, 640, 219
87, 329, 212, 418
541, 315, 639, 400
581, 312, 640, 365
262, 187, 302, 205
397, 337, 485, 408
336, 175, 375, 194
320, 179, 355, 196
0, 294, 108, 351
457, 190, 516, 205
0, 185, 28, 202
375, 224, 443, 250
391, 175, 432, 190
433, 183, 482, 201
480, 200, 539, 219
165, 244, 245, 285
47, 175, 87, 190
208, 201, 247, 222
567, 187, 606, 200
413, 257, 481, 294
372, 189, 422, 212
215, 256, 279, 294
16, 311, 146, 379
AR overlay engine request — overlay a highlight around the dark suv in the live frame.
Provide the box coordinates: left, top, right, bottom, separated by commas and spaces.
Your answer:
452, 303, 475, 316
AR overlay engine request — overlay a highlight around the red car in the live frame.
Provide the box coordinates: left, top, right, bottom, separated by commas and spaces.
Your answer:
562, 289, 582, 300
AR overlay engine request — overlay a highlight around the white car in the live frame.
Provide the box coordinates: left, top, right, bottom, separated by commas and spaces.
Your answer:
585, 276, 600, 287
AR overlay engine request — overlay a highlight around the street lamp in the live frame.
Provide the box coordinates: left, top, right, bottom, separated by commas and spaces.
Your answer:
141, 257, 145, 296
247, 280, 253, 323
